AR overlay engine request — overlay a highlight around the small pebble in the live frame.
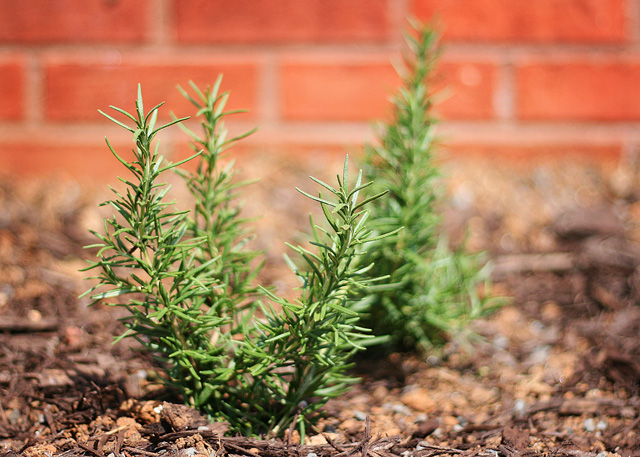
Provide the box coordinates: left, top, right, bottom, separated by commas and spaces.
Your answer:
307, 453, 318, 457
494, 335, 509, 349
512, 399, 526, 419
0, 284, 14, 307
400, 388, 436, 412
529, 320, 545, 334
389, 403, 412, 416
8, 409, 21, 425
354, 411, 367, 421
27, 309, 42, 322
584, 418, 596, 432
323, 424, 337, 433
443, 415, 459, 426
527, 345, 550, 365
414, 413, 428, 423
426, 355, 441, 366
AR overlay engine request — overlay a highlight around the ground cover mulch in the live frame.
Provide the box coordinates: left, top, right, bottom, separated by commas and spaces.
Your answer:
1, 158, 639, 457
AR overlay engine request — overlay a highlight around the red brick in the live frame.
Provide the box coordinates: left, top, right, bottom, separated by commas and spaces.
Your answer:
0, 141, 134, 180
281, 59, 495, 122
0, 58, 24, 120
45, 57, 258, 122
437, 62, 495, 120
412, 0, 626, 43
517, 61, 640, 121
175, 0, 391, 44
0, 0, 147, 44
281, 60, 399, 122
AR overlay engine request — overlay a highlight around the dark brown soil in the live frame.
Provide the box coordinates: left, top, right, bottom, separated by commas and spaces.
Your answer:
1, 159, 639, 457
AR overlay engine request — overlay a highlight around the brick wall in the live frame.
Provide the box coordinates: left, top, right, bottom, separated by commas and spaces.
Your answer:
0, 0, 636, 180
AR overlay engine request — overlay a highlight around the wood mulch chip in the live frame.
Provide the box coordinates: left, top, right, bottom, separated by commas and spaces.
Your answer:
1, 161, 640, 457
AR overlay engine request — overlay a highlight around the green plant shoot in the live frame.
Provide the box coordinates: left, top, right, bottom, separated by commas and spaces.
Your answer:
358, 22, 504, 353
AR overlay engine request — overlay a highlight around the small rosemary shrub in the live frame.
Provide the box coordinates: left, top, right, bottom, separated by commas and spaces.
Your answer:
82, 81, 393, 438
358, 23, 503, 353
239, 158, 397, 437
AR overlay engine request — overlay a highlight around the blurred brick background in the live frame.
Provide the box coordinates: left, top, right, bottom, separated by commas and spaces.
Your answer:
0, 0, 638, 180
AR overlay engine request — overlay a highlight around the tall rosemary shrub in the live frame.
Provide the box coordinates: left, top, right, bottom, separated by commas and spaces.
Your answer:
359, 23, 502, 353
82, 81, 393, 438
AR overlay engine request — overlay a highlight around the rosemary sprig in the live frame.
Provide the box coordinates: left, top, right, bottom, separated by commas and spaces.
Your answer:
175, 76, 262, 336
359, 22, 504, 353
237, 156, 397, 437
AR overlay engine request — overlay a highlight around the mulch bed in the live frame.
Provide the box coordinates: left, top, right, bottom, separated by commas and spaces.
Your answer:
1, 161, 639, 457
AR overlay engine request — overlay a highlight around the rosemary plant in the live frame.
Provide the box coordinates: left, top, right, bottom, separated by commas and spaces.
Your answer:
359, 23, 502, 353
235, 157, 395, 437
83, 82, 393, 439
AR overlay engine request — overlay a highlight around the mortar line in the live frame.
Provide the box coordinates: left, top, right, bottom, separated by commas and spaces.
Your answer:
25, 51, 43, 127
626, 0, 640, 44
389, 0, 410, 47
258, 52, 280, 129
148, 0, 172, 46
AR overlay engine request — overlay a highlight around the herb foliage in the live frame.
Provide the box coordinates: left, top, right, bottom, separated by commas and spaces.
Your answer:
82, 80, 393, 439
359, 23, 503, 353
